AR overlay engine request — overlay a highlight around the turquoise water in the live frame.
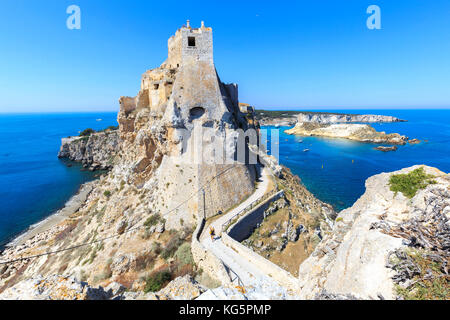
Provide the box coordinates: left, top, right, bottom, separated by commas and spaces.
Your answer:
0, 110, 449, 247
264, 109, 450, 211
0, 112, 118, 247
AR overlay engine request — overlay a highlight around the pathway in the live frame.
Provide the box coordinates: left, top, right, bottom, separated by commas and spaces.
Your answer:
199, 168, 295, 299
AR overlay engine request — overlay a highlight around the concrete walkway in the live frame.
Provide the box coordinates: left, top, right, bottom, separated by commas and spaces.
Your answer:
199, 168, 294, 299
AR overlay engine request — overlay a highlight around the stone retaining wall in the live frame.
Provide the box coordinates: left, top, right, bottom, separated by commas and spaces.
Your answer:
222, 233, 298, 291
224, 191, 299, 291
228, 191, 284, 241
191, 218, 232, 286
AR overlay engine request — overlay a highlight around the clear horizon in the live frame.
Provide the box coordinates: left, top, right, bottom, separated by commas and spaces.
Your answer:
1, 107, 450, 115
0, 0, 449, 112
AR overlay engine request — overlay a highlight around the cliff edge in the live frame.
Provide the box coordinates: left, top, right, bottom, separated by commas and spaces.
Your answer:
297, 165, 449, 300
0, 21, 258, 297
296, 112, 405, 124
58, 129, 120, 171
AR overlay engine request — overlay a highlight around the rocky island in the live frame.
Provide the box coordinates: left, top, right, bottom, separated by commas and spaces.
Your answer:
285, 122, 409, 145
296, 112, 405, 124
255, 110, 406, 128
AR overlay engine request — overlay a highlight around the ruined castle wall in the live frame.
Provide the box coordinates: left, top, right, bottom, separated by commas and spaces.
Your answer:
180, 28, 213, 64
167, 31, 182, 68
198, 164, 256, 219
119, 22, 257, 231
221, 190, 298, 291
224, 83, 239, 110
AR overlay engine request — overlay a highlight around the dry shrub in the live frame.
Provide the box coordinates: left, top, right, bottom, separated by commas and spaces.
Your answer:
58, 263, 69, 274
0, 261, 30, 293
54, 221, 79, 242
173, 263, 195, 279
115, 273, 138, 289
135, 251, 156, 271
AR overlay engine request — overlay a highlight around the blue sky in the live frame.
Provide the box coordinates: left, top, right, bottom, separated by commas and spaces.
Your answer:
0, 0, 449, 112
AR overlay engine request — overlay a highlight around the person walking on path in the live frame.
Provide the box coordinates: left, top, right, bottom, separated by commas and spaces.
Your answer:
209, 226, 215, 241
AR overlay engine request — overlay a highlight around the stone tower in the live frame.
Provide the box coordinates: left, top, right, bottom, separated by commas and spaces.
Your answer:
167, 20, 214, 68
117, 22, 257, 229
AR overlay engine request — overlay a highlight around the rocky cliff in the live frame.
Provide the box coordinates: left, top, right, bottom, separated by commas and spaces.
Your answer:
258, 117, 297, 127
285, 122, 408, 145
0, 274, 206, 300
242, 166, 336, 276
0, 22, 258, 298
58, 130, 120, 171
296, 112, 405, 124
297, 165, 449, 300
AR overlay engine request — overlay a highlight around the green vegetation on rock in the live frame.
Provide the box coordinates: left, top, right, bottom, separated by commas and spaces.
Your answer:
79, 128, 95, 137
144, 269, 172, 292
144, 214, 163, 227
389, 167, 436, 199
174, 242, 194, 266
79, 126, 118, 137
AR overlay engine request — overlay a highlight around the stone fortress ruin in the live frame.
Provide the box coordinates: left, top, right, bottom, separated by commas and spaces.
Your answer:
116, 21, 260, 230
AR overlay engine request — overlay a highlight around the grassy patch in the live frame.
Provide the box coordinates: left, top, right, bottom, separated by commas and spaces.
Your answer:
161, 233, 184, 260
144, 214, 164, 227
389, 167, 436, 199
144, 269, 172, 293
100, 125, 118, 132
135, 251, 156, 271
174, 242, 194, 266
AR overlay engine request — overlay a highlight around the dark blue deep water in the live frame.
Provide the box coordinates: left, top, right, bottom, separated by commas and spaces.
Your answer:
0, 112, 118, 247
264, 109, 450, 212
0, 110, 449, 246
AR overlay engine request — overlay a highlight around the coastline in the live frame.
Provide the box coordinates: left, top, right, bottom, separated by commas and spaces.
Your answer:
4, 182, 94, 249
284, 122, 409, 145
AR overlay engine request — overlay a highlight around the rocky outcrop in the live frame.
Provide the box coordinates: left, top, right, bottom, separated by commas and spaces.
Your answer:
0, 22, 260, 300
258, 117, 297, 127
296, 112, 405, 124
242, 166, 336, 276
248, 144, 282, 177
0, 274, 205, 300
0, 275, 113, 300
58, 130, 120, 170
374, 146, 398, 152
113, 21, 258, 230
297, 165, 449, 300
255, 111, 404, 127
121, 275, 206, 300
285, 122, 408, 145
408, 139, 421, 145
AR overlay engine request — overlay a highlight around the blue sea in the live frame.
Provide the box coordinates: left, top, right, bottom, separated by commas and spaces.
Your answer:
264, 109, 450, 212
0, 110, 449, 247
0, 112, 118, 247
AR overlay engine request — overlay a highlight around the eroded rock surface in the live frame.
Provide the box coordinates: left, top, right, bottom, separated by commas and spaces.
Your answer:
58, 130, 120, 171
296, 112, 405, 124
297, 165, 449, 300
285, 122, 408, 145
0, 21, 259, 299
